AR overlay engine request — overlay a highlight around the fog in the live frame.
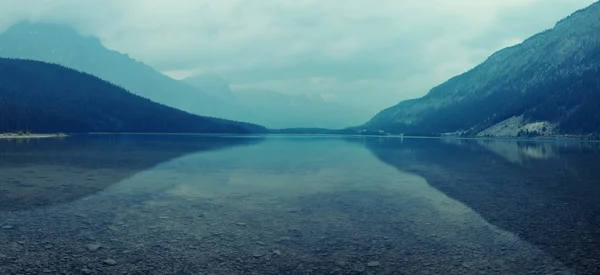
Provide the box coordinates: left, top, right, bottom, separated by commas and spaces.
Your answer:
0, 0, 595, 127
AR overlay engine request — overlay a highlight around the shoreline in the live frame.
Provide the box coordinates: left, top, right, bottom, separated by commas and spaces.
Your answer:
0, 133, 68, 139
1, 132, 597, 142
439, 134, 600, 142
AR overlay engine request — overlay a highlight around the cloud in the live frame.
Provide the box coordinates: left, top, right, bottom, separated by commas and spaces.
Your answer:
0, 0, 596, 111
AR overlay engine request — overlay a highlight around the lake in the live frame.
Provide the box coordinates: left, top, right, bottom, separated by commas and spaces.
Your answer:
1, 135, 599, 274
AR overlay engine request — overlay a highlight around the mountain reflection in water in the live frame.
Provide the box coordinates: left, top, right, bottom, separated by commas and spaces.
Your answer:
362, 137, 600, 274
1, 135, 599, 274
0, 134, 262, 211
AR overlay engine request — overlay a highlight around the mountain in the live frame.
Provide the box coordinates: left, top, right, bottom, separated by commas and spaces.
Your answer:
183, 74, 237, 102
364, 2, 600, 138
184, 74, 372, 129
0, 22, 241, 120
234, 89, 371, 129
0, 58, 266, 134
0, 22, 371, 129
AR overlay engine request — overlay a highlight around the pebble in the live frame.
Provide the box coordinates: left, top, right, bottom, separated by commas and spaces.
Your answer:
367, 261, 381, 267
107, 226, 119, 232
103, 259, 118, 266
86, 244, 102, 252
274, 237, 292, 243
335, 260, 347, 267
355, 265, 366, 273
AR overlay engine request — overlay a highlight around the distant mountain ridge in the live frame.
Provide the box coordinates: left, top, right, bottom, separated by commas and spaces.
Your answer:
363, 2, 600, 138
184, 75, 372, 129
0, 22, 371, 129
182, 74, 237, 102
0, 22, 242, 121
0, 58, 266, 134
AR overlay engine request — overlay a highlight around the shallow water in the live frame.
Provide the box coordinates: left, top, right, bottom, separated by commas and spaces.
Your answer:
1, 135, 599, 274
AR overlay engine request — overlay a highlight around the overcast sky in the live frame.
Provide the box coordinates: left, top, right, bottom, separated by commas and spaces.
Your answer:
0, 0, 597, 112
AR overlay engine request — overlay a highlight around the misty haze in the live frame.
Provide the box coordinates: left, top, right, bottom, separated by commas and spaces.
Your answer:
1, 1, 600, 274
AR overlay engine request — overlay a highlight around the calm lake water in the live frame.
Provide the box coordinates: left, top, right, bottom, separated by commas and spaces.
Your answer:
1, 135, 600, 275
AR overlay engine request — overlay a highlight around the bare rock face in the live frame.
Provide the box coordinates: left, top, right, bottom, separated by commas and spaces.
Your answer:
364, 2, 600, 137
476, 116, 557, 138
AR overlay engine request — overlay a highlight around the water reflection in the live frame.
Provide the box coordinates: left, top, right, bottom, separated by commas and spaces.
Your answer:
442, 138, 560, 162
74, 137, 571, 274
1, 136, 597, 274
362, 137, 600, 274
0, 134, 262, 211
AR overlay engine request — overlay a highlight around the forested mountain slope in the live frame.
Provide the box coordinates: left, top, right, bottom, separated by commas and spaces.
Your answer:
364, 2, 600, 138
0, 58, 266, 134
0, 22, 241, 120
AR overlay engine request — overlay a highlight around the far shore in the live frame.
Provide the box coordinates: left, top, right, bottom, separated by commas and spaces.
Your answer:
0, 133, 68, 139
0, 131, 597, 142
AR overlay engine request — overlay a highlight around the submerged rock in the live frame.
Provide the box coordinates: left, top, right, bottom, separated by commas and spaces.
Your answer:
107, 226, 119, 232
86, 244, 101, 252
334, 260, 347, 267
367, 261, 381, 267
274, 237, 292, 243
103, 259, 118, 266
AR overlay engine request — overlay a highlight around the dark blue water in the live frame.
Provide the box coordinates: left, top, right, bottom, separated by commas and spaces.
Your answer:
1, 135, 599, 274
